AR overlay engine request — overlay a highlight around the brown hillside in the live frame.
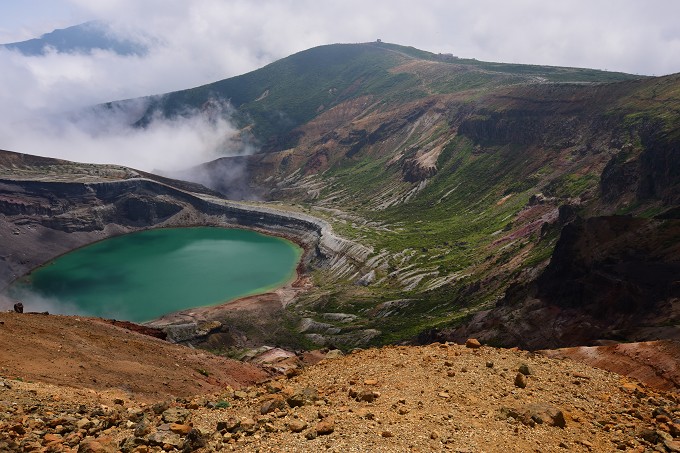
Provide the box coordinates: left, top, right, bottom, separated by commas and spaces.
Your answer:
0, 312, 267, 401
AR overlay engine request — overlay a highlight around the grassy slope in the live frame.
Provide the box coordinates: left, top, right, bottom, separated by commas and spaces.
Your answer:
126, 43, 676, 347
135, 42, 640, 147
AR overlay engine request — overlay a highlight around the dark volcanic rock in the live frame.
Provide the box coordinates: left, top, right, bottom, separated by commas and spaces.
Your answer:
536, 216, 680, 317
446, 215, 680, 350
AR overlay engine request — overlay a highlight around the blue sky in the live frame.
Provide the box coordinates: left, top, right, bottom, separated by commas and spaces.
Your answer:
0, 0, 82, 40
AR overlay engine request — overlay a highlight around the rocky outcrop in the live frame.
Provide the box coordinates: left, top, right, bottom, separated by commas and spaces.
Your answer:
444, 215, 680, 349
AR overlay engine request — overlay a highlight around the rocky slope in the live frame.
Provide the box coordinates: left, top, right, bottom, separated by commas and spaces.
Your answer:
444, 215, 680, 348
1, 321, 680, 452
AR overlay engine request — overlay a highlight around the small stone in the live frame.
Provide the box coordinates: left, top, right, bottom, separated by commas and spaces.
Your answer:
381, 431, 393, 438
514, 373, 527, 389
486, 361, 494, 368
185, 429, 206, 450
233, 390, 248, 399
152, 401, 170, 415
502, 403, 566, 428
287, 387, 319, 407
438, 392, 450, 399
324, 349, 344, 359
357, 390, 379, 403
169, 423, 192, 435
447, 370, 456, 377
76, 418, 93, 430
240, 418, 257, 435
147, 431, 182, 448
518, 364, 531, 376
355, 408, 375, 419
315, 418, 335, 435
216, 417, 240, 433
44, 433, 62, 443
430, 431, 439, 440
133, 419, 153, 437
465, 338, 481, 349
288, 420, 307, 433
161, 407, 189, 424
77, 437, 117, 453
665, 440, 680, 453
364, 379, 378, 386
260, 396, 286, 415
669, 422, 680, 437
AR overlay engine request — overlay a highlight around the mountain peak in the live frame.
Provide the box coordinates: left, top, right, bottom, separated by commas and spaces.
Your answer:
1, 21, 148, 56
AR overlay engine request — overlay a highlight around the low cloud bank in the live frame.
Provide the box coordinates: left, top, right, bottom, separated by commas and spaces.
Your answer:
1, 97, 245, 172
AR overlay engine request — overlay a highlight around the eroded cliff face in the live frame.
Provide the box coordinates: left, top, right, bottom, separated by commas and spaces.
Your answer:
443, 215, 680, 349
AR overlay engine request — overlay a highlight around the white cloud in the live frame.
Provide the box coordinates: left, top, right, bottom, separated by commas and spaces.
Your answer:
1, 0, 680, 172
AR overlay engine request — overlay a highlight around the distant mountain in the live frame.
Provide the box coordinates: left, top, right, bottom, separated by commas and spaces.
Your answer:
1, 21, 147, 56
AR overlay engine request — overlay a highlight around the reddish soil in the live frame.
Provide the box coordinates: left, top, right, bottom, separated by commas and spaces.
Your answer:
0, 312, 267, 402
540, 340, 680, 391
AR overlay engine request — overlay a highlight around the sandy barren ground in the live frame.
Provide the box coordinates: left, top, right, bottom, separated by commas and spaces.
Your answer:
0, 312, 267, 401
1, 312, 680, 452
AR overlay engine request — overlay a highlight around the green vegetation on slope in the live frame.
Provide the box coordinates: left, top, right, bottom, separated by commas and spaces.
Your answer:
128, 42, 642, 150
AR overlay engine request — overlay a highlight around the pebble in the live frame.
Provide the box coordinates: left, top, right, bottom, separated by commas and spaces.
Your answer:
315, 418, 335, 435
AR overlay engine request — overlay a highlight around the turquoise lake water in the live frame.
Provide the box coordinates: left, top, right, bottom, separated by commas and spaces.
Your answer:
9, 227, 302, 322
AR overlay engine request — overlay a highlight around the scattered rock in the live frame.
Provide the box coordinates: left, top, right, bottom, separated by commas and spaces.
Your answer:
514, 373, 528, 389
185, 428, 206, 450
665, 440, 680, 453
518, 364, 532, 376
77, 437, 117, 453
501, 403, 566, 428
169, 423, 192, 435
147, 431, 181, 448
161, 407, 189, 424
286, 387, 319, 407
315, 418, 335, 435
240, 417, 257, 434
216, 417, 240, 433
356, 389, 380, 403
465, 338, 482, 349
324, 349, 344, 359
260, 396, 286, 415
288, 419, 307, 433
